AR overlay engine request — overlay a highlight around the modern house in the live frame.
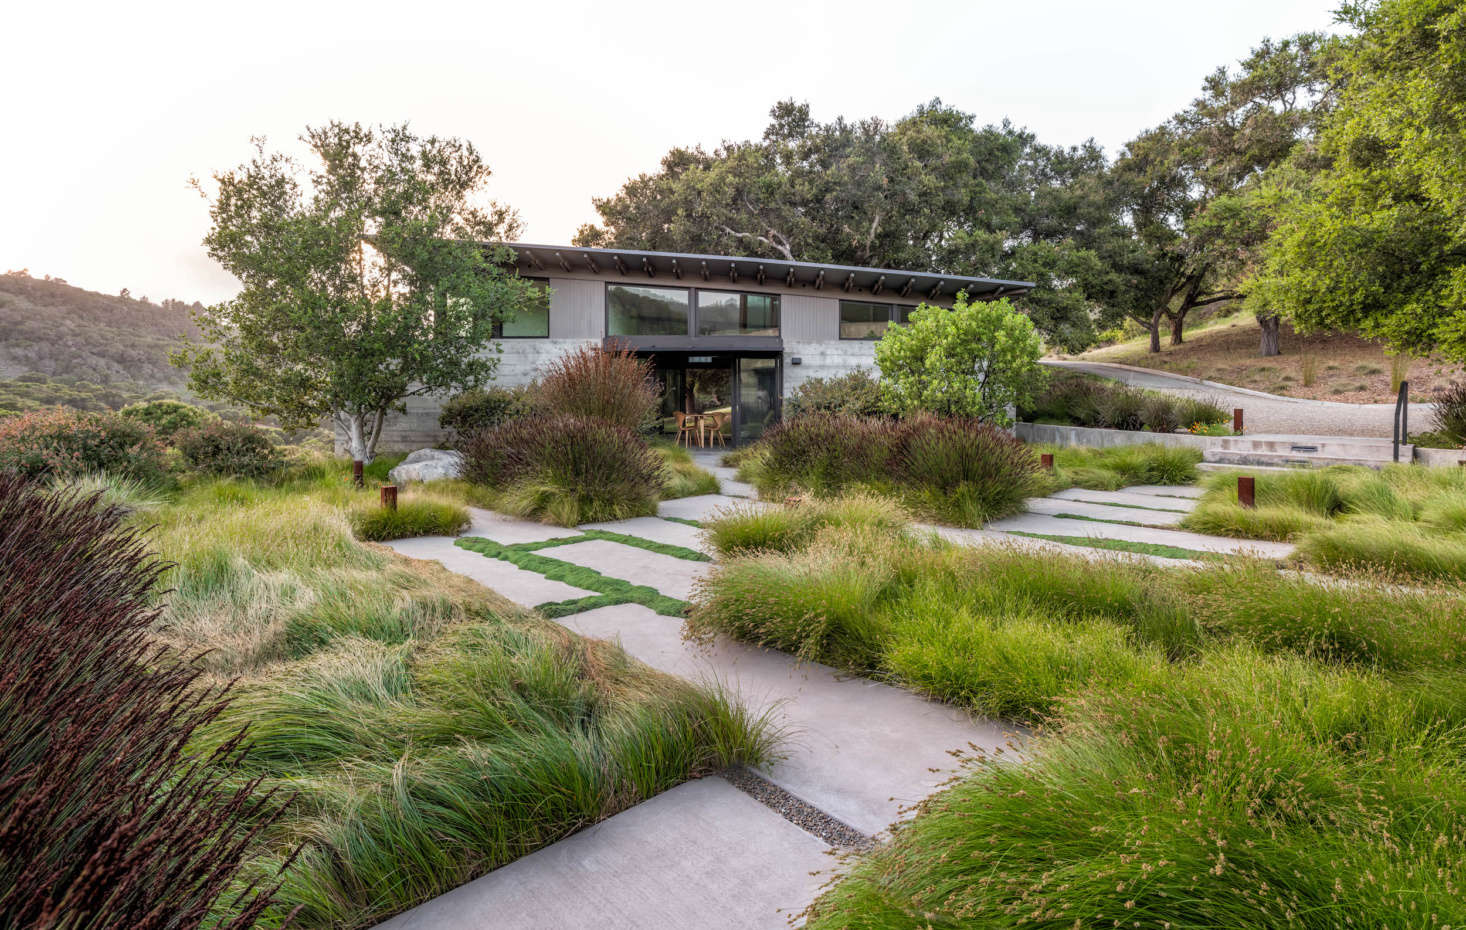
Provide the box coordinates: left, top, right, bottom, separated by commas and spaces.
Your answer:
376, 243, 1033, 449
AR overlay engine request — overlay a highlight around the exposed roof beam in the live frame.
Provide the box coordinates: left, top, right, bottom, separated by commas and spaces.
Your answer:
991, 285, 1005, 299
928, 279, 945, 300
728, 262, 738, 284
523, 249, 543, 270
700, 260, 710, 281
642, 257, 656, 278
899, 277, 915, 298
871, 275, 885, 297
813, 269, 824, 290
554, 251, 572, 273
612, 254, 629, 276
785, 266, 796, 287
584, 254, 599, 274
671, 258, 682, 279
842, 272, 855, 292
756, 265, 766, 286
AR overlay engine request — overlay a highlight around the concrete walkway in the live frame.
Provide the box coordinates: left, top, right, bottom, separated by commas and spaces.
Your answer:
1046, 359, 1423, 438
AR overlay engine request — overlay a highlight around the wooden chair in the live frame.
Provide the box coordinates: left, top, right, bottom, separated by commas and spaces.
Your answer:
673, 411, 699, 448
704, 411, 729, 448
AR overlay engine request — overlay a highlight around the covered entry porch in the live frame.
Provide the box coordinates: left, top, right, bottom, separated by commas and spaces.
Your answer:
640, 351, 781, 447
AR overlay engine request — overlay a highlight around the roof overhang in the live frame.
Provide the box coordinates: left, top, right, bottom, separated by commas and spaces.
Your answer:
496, 242, 1033, 302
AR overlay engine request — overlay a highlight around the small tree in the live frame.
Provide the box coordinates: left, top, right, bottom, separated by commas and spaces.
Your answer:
178, 122, 539, 463
874, 295, 1042, 425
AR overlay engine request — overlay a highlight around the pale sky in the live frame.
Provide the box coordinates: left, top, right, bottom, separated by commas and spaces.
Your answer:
2, 0, 1342, 305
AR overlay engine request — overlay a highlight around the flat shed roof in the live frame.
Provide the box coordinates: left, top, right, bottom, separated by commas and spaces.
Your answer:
499, 242, 1033, 302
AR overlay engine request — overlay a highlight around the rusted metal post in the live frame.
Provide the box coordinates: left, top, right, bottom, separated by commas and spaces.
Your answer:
1238, 475, 1256, 509
352, 460, 364, 488
380, 484, 398, 510
1232, 408, 1244, 434
1040, 453, 1054, 470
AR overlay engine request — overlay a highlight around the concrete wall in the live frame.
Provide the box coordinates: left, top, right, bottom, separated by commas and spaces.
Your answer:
1014, 422, 1220, 453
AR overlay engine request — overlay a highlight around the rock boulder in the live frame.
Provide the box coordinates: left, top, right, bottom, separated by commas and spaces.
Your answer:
388, 448, 464, 484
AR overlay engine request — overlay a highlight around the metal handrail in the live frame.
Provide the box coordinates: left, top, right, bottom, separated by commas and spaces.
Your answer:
1392, 380, 1410, 462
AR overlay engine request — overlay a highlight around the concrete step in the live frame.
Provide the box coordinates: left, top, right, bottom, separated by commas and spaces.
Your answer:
1206, 434, 1410, 467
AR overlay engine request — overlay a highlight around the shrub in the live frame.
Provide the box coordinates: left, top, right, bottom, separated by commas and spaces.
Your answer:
784, 369, 893, 419
892, 416, 1040, 525
175, 420, 284, 480
1432, 380, 1466, 445
351, 496, 471, 541
1021, 372, 1227, 433
462, 414, 663, 525
537, 343, 660, 431
1043, 443, 1203, 492
1138, 393, 1182, 433
119, 398, 214, 440
874, 295, 1042, 425
0, 406, 166, 483
438, 385, 536, 441
0, 473, 285, 927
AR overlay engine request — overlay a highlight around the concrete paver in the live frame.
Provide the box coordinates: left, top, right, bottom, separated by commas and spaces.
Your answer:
460, 507, 581, 545
1050, 487, 1199, 511
558, 603, 1014, 836
657, 493, 764, 523
1124, 484, 1207, 499
986, 511, 1293, 558
917, 523, 1201, 567
576, 516, 709, 553
541, 540, 713, 601
384, 536, 595, 607
1024, 496, 1186, 526
374, 777, 831, 930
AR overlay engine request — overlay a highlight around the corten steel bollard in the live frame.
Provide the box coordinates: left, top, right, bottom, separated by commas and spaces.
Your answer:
1040, 453, 1054, 470
353, 460, 364, 489
1233, 408, 1244, 434
1238, 475, 1256, 509
381, 485, 398, 511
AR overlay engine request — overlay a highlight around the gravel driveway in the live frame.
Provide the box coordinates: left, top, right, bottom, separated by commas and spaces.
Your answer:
1046, 360, 1428, 439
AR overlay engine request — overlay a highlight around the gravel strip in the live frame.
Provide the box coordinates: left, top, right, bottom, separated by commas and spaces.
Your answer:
722, 768, 875, 851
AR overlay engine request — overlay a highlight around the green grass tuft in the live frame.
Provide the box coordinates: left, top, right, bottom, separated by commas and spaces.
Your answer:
349, 495, 470, 541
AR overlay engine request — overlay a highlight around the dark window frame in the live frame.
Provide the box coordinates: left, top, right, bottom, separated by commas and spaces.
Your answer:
604, 282, 783, 339
494, 276, 552, 339
838, 299, 930, 339
694, 286, 781, 337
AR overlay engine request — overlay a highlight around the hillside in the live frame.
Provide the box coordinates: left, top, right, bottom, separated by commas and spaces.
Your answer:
1069, 313, 1463, 404
0, 271, 205, 412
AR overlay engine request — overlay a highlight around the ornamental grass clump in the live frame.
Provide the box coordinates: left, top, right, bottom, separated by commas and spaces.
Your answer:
537, 342, 660, 431
0, 472, 287, 928
461, 414, 662, 525
349, 493, 470, 541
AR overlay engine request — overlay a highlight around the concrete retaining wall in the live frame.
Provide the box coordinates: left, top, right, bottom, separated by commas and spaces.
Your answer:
1414, 446, 1466, 467
1015, 422, 1219, 452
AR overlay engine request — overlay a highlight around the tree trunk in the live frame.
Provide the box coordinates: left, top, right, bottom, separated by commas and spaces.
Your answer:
342, 410, 383, 465
1170, 312, 1187, 346
1148, 307, 1165, 353
1257, 313, 1282, 357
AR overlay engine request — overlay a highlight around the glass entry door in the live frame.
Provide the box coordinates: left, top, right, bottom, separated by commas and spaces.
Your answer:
733, 357, 779, 445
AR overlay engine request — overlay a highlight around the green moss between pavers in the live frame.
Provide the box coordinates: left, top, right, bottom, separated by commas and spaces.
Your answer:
515, 528, 710, 562
455, 535, 690, 617
661, 516, 702, 527
1071, 497, 1190, 513
1049, 512, 1146, 528
1005, 530, 1212, 561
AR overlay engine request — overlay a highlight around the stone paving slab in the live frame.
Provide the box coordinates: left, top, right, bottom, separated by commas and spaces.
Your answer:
541, 540, 713, 601
460, 507, 582, 545
384, 536, 596, 607
1123, 484, 1208, 499
558, 603, 1015, 836
1024, 496, 1186, 526
917, 524, 1201, 567
576, 516, 709, 553
374, 776, 831, 930
985, 512, 1293, 558
657, 493, 766, 523
1050, 488, 1199, 511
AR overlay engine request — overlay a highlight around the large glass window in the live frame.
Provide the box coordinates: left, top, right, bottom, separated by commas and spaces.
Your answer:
839, 300, 893, 340
608, 284, 691, 336
697, 291, 780, 336
497, 277, 550, 338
